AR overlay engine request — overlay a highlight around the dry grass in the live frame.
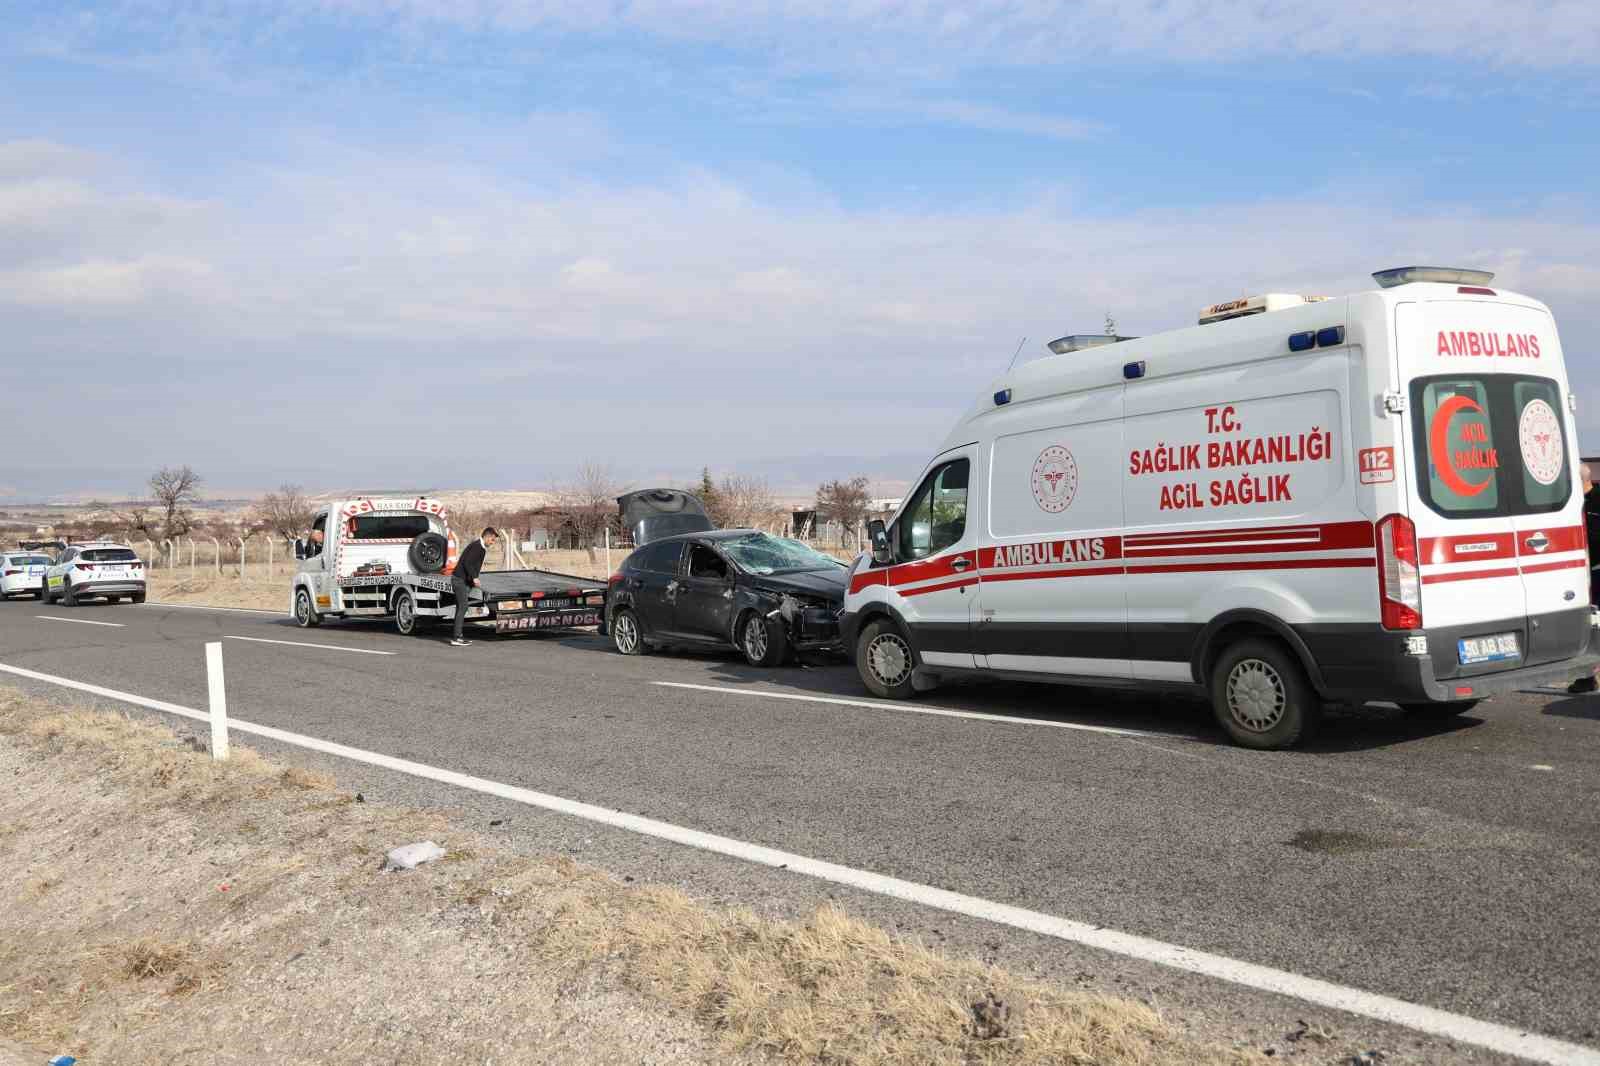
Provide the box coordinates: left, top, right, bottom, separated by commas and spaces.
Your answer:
0, 686, 1298, 1066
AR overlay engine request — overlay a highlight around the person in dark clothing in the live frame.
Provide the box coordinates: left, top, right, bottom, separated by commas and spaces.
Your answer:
451, 527, 499, 647
1569, 465, 1600, 693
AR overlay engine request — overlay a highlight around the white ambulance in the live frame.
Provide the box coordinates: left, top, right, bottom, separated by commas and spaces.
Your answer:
842, 267, 1598, 749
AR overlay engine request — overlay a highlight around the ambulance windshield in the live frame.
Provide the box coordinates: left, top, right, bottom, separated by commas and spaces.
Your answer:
1411, 375, 1570, 518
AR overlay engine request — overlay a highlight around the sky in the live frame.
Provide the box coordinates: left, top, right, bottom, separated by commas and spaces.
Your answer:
1, 0, 1598, 502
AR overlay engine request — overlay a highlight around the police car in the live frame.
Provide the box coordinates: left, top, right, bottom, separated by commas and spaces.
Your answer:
1, 551, 53, 600
844, 267, 1599, 749
43, 542, 147, 606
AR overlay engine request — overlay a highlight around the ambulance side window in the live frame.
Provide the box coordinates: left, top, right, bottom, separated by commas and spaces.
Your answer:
897, 460, 970, 561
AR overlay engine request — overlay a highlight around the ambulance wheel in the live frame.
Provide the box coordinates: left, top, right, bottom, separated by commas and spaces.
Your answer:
294, 587, 321, 628
857, 618, 917, 700
131, 593, 145, 604
61, 582, 78, 607
1401, 700, 1481, 718
1209, 638, 1318, 750
738, 610, 788, 667
611, 607, 646, 656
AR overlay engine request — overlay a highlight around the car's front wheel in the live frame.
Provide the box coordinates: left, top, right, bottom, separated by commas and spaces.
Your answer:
61, 581, 78, 607
611, 607, 646, 656
856, 617, 917, 699
739, 610, 788, 667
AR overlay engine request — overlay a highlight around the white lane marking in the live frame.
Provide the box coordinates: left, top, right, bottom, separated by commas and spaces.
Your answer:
2, 661, 1596, 1066
224, 636, 395, 657
140, 601, 282, 615
653, 681, 1175, 739
36, 615, 126, 628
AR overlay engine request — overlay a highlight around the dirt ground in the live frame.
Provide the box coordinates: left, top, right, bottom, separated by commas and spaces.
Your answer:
0, 686, 1289, 1066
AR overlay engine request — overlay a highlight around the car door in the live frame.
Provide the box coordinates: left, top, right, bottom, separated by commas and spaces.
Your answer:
673, 541, 737, 643
629, 540, 686, 636
47, 548, 74, 595
305, 510, 331, 607
885, 449, 981, 670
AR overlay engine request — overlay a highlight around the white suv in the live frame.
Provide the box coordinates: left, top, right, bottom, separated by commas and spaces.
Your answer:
1, 551, 53, 600
43, 543, 147, 606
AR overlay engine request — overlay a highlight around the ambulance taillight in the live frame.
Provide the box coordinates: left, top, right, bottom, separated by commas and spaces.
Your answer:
1377, 514, 1423, 631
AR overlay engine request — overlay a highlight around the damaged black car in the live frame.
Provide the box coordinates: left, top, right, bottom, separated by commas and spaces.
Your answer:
607, 490, 848, 666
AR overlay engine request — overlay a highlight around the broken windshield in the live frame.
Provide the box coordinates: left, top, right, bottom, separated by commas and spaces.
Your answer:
720, 533, 844, 575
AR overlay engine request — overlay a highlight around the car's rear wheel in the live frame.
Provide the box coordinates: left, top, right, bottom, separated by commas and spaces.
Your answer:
1209, 638, 1319, 749
611, 607, 646, 655
131, 592, 145, 604
739, 610, 788, 667
856, 617, 917, 699
294, 587, 321, 628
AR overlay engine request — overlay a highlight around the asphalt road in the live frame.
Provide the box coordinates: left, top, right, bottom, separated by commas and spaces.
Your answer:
3, 597, 1598, 1062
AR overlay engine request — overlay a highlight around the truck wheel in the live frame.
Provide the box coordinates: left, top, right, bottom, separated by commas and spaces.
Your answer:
856, 617, 917, 699
393, 589, 422, 636
738, 610, 789, 667
294, 587, 321, 628
1401, 700, 1481, 718
408, 532, 449, 574
1209, 638, 1319, 749
611, 607, 647, 656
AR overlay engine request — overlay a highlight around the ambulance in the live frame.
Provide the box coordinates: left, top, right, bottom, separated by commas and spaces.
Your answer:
841, 267, 1599, 749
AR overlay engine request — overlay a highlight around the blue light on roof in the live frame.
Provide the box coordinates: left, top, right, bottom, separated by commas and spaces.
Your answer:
1288, 331, 1317, 352
1316, 326, 1345, 347
994, 388, 1012, 406
1123, 361, 1146, 380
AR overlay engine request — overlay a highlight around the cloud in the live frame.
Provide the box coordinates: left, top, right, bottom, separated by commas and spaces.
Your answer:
4, 139, 1599, 499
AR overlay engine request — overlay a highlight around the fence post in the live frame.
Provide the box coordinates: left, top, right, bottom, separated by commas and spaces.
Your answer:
267, 537, 275, 577
205, 641, 230, 761
189, 538, 197, 577
604, 528, 611, 577
210, 537, 221, 575
237, 538, 246, 583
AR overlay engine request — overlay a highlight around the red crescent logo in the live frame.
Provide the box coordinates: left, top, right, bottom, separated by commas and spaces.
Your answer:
1428, 395, 1493, 497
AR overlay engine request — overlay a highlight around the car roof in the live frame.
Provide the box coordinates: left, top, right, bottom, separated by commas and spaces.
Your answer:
65, 542, 134, 550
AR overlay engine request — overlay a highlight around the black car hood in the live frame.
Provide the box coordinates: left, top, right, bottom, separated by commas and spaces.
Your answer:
619, 488, 714, 547
747, 566, 848, 603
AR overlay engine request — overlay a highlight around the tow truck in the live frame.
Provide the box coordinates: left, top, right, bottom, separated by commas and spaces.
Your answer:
289, 497, 606, 637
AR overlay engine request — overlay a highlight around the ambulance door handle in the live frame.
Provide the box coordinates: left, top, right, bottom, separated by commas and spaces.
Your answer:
950, 557, 972, 572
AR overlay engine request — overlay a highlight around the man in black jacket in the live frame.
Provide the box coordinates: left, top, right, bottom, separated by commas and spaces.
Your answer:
451, 527, 499, 647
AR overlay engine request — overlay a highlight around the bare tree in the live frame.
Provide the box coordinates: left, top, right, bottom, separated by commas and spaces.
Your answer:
254, 484, 315, 545
120, 504, 156, 540
149, 465, 203, 539
815, 476, 872, 530
556, 462, 620, 562
717, 474, 781, 530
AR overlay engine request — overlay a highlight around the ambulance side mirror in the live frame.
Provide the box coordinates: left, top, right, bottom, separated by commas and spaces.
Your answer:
868, 520, 892, 566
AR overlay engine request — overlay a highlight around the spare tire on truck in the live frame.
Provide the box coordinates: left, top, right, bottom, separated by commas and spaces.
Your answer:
408, 532, 449, 573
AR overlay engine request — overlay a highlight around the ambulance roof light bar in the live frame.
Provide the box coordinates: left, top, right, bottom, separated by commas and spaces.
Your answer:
1046, 333, 1136, 355
1198, 293, 1329, 326
1372, 266, 1494, 288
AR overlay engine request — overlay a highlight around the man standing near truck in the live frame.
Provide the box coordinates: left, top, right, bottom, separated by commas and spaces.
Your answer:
451, 527, 499, 647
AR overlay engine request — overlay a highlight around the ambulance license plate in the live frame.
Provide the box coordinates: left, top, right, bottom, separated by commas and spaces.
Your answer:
1458, 633, 1519, 665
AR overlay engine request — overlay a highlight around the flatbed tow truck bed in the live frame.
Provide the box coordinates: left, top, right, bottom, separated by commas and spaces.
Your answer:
339, 569, 608, 636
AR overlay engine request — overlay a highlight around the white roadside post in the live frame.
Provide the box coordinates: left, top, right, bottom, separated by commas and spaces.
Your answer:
205, 641, 230, 761
604, 528, 611, 577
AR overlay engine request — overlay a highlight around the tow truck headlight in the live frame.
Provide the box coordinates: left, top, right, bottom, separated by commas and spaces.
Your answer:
500, 600, 524, 612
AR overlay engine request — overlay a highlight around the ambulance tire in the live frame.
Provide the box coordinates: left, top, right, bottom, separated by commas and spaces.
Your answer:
408, 532, 449, 574
1400, 700, 1480, 718
61, 582, 77, 607
1209, 638, 1319, 750
857, 617, 918, 700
